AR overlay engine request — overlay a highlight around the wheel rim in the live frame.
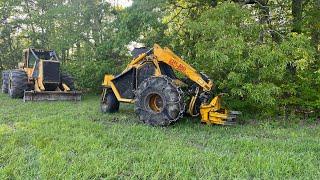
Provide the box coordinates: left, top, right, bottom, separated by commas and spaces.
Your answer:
147, 94, 163, 113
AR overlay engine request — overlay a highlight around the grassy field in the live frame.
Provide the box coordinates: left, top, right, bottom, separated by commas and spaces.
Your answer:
0, 93, 319, 179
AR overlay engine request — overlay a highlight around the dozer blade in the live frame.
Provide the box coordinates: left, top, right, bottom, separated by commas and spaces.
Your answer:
23, 91, 82, 102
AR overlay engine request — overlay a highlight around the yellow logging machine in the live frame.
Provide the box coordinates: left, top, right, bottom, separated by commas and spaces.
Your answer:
101, 44, 240, 126
1, 48, 81, 101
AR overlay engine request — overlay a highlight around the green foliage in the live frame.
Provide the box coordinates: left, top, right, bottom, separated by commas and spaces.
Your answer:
0, 94, 320, 179
0, 0, 24, 70
114, 0, 170, 48
0, 0, 319, 118
62, 60, 121, 92
177, 2, 319, 116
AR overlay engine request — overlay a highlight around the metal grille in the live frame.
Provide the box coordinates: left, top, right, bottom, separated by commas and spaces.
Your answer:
42, 61, 60, 83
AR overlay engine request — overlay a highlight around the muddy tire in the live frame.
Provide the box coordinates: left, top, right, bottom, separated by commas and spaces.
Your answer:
2, 71, 9, 93
135, 76, 185, 126
8, 70, 28, 98
101, 89, 119, 113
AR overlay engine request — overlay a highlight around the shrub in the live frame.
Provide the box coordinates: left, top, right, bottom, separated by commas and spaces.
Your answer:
186, 2, 319, 116
62, 59, 122, 93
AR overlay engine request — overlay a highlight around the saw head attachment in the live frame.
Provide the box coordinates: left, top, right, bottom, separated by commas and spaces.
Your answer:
200, 94, 241, 125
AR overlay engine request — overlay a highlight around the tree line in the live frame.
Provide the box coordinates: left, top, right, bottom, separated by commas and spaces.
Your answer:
0, 0, 319, 118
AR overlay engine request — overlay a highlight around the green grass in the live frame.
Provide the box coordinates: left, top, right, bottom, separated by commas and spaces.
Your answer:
0, 93, 319, 179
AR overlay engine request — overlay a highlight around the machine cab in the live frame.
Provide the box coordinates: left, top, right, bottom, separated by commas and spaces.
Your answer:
20, 48, 60, 84
22, 48, 58, 69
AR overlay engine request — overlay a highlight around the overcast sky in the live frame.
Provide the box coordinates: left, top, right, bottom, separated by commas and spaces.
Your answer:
108, 0, 133, 7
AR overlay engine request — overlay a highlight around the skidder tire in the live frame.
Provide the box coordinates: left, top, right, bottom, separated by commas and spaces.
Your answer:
60, 73, 75, 91
101, 89, 119, 113
135, 76, 185, 126
2, 70, 9, 93
8, 70, 28, 98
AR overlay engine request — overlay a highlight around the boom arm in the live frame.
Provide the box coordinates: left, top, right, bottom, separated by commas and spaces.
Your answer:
153, 44, 213, 91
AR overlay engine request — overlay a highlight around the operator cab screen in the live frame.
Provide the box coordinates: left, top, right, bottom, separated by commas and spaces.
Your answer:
28, 49, 57, 68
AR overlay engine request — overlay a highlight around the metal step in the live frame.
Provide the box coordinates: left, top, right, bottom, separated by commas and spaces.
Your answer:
23, 91, 82, 102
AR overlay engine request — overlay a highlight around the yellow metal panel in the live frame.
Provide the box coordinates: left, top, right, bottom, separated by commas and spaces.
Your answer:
62, 83, 70, 91
38, 61, 45, 90
102, 75, 115, 87
200, 95, 232, 125
153, 44, 213, 91
102, 74, 134, 103
126, 52, 148, 70
25, 68, 33, 78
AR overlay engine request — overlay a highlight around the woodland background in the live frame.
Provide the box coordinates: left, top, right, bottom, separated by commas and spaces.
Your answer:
0, 0, 319, 118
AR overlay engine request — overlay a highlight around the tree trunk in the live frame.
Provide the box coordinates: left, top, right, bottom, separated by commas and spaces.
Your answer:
292, 0, 303, 33
24, 0, 36, 45
311, 0, 320, 51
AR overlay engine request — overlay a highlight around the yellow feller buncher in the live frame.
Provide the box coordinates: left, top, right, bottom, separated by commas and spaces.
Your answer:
1, 48, 81, 101
101, 44, 240, 126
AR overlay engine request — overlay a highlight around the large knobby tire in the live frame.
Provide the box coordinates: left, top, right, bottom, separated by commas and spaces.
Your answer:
8, 70, 28, 98
2, 71, 9, 93
135, 76, 185, 126
101, 89, 120, 113
60, 73, 75, 91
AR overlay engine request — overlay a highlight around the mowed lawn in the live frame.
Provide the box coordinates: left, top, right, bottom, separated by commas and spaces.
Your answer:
0, 93, 319, 179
